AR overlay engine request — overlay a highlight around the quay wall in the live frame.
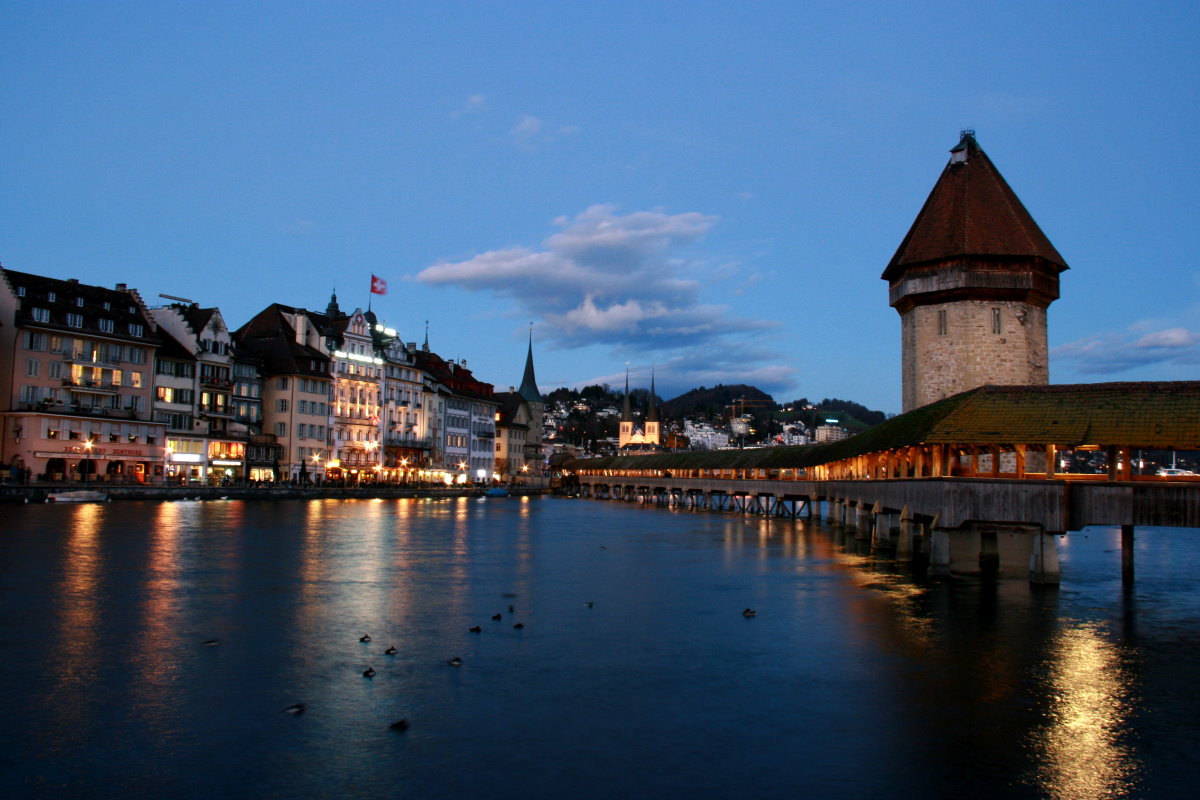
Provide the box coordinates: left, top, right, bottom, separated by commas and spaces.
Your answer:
0, 484, 550, 504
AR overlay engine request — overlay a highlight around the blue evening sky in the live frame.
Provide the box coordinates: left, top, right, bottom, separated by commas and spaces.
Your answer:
3, 1, 1197, 413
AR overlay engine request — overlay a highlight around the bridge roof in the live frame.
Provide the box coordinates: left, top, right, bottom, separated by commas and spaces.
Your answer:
567, 382, 1200, 472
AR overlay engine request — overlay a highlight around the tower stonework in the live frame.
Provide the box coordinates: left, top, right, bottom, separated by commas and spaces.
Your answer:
885, 132, 1068, 412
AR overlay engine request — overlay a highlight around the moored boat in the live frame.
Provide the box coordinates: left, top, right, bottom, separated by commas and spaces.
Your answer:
46, 490, 109, 503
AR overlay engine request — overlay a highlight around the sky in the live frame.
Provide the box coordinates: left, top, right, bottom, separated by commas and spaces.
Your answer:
2, 1, 1197, 414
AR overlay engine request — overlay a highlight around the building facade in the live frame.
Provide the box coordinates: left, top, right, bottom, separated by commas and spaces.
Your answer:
0, 268, 165, 483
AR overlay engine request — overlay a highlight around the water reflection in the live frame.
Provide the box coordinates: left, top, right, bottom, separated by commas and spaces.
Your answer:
49, 504, 106, 738
1034, 623, 1137, 799
3, 499, 1195, 798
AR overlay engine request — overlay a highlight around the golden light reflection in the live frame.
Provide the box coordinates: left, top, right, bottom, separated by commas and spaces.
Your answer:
48, 504, 106, 731
1034, 623, 1137, 800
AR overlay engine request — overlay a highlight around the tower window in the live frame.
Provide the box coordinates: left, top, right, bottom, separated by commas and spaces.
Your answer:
937, 310, 948, 336
992, 308, 1002, 335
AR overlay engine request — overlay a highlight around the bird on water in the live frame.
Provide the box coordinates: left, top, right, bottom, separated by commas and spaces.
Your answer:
491, 613, 502, 621
363, 666, 376, 678
390, 719, 410, 732
447, 657, 463, 667
469, 626, 482, 633
284, 704, 305, 715
385, 646, 397, 655
742, 608, 757, 617
360, 634, 371, 643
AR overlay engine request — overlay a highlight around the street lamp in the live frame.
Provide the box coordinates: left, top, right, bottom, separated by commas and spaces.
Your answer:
83, 439, 93, 487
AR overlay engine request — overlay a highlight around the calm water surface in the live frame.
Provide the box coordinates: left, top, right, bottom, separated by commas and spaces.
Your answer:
1, 496, 1198, 798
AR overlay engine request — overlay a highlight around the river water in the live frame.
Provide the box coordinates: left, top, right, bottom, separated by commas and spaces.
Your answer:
1, 496, 1197, 799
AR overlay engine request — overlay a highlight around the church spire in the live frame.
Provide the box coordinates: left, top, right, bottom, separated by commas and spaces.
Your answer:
646, 368, 658, 422
518, 326, 543, 404
621, 363, 632, 422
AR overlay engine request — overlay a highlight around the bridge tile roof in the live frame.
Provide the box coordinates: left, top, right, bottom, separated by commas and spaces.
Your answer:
569, 382, 1200, 472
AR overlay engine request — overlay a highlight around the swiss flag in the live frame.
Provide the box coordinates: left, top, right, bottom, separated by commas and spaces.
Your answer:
370, 274, 388, 295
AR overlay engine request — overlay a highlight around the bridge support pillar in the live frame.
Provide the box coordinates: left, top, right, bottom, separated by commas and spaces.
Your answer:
870, 504, 891, 551
1121, 524, 1135, 584
895, 506, 913, 561
855, 501, 871, 540
928, 527, 951, 577
1029, 532, 1061, 585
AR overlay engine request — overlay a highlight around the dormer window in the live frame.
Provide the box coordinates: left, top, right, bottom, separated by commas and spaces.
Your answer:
128, 322, 145, 337
75, 297, 84, 307
32, 307, 50, 323
102, 301, 111, 310
47, 291, 57, 302
66, 312, 83, 328
99, 319, 115, 333
16, 286, 25, 297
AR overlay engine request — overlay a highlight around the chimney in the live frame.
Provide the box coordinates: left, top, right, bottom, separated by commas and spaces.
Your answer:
115, 283, 127, 292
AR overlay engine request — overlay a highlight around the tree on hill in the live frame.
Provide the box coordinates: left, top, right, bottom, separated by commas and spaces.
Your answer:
660, 384, 775, 419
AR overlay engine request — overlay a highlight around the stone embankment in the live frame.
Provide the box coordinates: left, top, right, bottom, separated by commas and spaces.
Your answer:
0, 484, 550, 503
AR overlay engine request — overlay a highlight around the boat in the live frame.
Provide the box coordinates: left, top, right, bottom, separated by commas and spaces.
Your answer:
46, 490, 109, 503
484, 487, 510, 497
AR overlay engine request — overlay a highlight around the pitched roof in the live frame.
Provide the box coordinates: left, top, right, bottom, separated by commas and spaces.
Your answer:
569, 382, 1200, 472
1, 268, 157, 344
882, 132, 1068, 281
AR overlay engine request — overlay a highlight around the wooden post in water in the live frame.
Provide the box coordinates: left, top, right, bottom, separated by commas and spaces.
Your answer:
896, 505, 913, 562
1121, 524, 1135, 584
1029, 531, 1061, 584
928, 514, 951, 577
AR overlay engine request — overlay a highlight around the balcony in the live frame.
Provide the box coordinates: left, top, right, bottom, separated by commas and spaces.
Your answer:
64, 351, 121, 366
384, 434, 433, 449
200, 376, 233, 389
63, 378, 118, 394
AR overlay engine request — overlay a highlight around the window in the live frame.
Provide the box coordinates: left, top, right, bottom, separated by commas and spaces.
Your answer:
278, 399, 289, 412
277, 377, 289, 390
47, 291, 56, 302
66, 313, 83, 328
75, 296, 84, 307
298, 423, 308, 439
16, 286, 25, 297
275, 422, 287, 437
49, 361, 63, 379
98, 319, 115, 333
128, 323, 145, 337
992, 307, 1002, 335
24, 332, 45, 351
32, 307, 50, 323
26, 359, 39, 377
127, 347, 146, 364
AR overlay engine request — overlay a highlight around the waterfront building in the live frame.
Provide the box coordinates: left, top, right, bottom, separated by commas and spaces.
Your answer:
152, 303, 248, 484
235, 304, 333, 482
884, 131, 1067, 412
370, 317, 434, 481
493, 332, 547, 482
493, 391, 533, 482
0, 267, 165, 483
414, 347, 497, 483
323, 297, 383, 483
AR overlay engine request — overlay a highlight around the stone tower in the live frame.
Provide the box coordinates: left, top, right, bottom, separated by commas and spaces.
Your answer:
884, 131, 1068, 412
644, 371, 660, 445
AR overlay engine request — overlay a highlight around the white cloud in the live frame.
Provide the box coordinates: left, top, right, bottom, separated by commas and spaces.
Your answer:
450, 94, 488, 118
414, 205, 791, 390
1053, 324, 1200, 374
510, 114, 543, 144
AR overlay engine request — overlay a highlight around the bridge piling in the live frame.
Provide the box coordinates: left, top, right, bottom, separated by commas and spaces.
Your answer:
929, 519, 951, 577
1029, 532, 1061, 584
1121, 524, 1135, 584
896, 506, 914, 562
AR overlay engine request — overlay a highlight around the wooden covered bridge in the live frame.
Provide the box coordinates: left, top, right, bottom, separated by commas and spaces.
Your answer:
565, 382, 1200, 584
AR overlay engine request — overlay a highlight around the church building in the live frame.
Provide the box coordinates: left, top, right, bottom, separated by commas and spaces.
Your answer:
884, 131, 1068, 412
618, 370, 661, 452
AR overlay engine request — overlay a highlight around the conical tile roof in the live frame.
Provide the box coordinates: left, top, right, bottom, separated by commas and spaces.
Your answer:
883, 132, 1067, 282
